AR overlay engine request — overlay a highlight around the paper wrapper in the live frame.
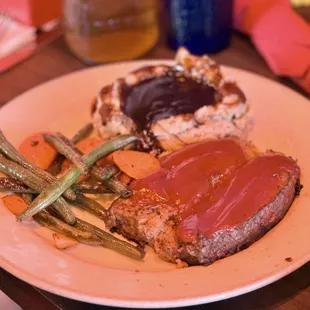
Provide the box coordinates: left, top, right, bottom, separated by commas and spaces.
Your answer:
234, 0, 310, 94
0, 0, 61, 27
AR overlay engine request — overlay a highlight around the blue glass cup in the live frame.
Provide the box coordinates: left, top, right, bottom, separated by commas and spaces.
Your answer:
164, 0, 233, 54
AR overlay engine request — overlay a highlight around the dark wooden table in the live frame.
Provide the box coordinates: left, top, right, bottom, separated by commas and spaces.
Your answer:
0, 26, 310, 310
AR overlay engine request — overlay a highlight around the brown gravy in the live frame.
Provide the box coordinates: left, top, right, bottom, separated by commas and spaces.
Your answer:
121, 67, 218, 130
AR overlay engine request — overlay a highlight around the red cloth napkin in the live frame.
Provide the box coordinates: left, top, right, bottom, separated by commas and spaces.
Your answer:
234, 0, 310, 95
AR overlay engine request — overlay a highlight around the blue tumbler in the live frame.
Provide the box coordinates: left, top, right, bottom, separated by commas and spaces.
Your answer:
164, 0, 233, 54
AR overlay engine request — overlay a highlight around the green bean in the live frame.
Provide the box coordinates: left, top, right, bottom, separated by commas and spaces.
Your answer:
71, 123, 93, 145
91, 165, 119, 181
104, 176, 132, 198
37, 211, 103, 248
56, 133, 119, 183
56, 132, 82, 153
0, 154, 76, 224
0, 176, 112, 195
0, 177, 37, 194
44, 133, 88, 174
77, 238, 104, 246
47, 124, 93, 175
21, 192, 70, 221
54, 133, 126, 198
19, 186, 143, 259
34, 211, 92, 240
18, 197, 100, 245
91, 165, 132, 197
19, 193, 33, 205
0, 130, 76, 200
72, 194, 107, 220
46, 154, 65, 176
50, 198, 76, 224
0, 154, 48, 191
72, 181, 111, 194
17, 135, 137, 221
75, 218, 145, 260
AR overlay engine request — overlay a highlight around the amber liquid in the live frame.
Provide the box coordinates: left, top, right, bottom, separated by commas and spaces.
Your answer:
64, 1, 159, 63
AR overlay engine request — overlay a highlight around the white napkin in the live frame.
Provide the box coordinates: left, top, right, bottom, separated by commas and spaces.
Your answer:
0, 14, 36, 59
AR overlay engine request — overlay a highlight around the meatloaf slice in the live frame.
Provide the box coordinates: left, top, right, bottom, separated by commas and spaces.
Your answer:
105, 141, 301, 266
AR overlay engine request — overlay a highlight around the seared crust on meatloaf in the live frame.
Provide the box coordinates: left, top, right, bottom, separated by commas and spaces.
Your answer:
105, 142, 301, 266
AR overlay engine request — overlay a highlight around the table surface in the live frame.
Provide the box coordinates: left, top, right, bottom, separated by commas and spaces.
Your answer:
0, 23, 310, 310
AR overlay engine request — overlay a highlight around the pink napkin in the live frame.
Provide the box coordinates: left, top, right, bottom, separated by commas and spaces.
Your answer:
234, 0, 310, 95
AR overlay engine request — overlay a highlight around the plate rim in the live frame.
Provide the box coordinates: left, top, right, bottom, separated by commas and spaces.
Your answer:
1, 253, 309, 308
1, 60, 310, 308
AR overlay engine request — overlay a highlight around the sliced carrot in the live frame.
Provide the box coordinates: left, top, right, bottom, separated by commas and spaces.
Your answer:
118, 172, 132, 185
19, 132, 57, 170
1, 195, 30, 217
52, 233, 78, 250
113, 150, 161, 179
